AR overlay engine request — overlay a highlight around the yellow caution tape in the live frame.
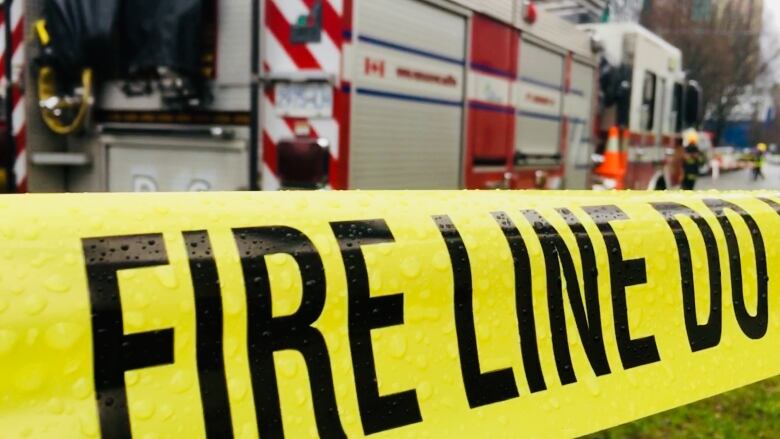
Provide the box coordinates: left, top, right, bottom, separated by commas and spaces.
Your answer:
1, 191, 779, 438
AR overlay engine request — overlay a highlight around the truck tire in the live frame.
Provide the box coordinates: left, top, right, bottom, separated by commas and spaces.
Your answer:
650, 172, 667, 190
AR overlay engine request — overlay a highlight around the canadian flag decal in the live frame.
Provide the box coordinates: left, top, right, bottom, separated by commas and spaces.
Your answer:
364, 58, 386, 77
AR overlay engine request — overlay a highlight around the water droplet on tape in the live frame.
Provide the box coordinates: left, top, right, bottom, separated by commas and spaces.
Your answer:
585, 377, 601, 396
229, 378, 249, 401
45, 322, 83, 350
0, 329, 18, 355
159, 404, 174, 421
432, 250, 450, 271
46, 397, 65, 415
280, 357, 298, 378
79, 416, 98, 437
178, 299, 194, 314
446, 343, 458, 359
377, 243, 392, 256
279, 270, 294, 291
72, 378, 91, 400
44, 275, 70, 293
22, 223, 42, 240
295, 388, 308, 407
389, 333, 407, 358
170, 370, 194, 393
154, 267, 179, 289
132, 400, 155, 420
126, 371, 140, 387
418, 381, 433, 401
23, 294, 47, 316
369, 271, 383, 290
15, 364, 45, 392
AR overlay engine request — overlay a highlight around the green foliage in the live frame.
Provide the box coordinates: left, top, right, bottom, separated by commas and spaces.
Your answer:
587, 377, 780, 438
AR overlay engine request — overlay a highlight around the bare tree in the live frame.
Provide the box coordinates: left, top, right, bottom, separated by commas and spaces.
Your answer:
642, 0, 779, 144
750, 84, 780, 146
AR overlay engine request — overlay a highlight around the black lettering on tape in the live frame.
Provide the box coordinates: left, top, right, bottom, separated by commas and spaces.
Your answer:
330, 220, 422, 434
584, 206, 661, 369
651, 203, 722, 352
555, 207, 613, 375
703, 199, 769, 339
521, 209, 610, 385
233, 226, 346, 438
82, 234, 175, 439
434, 215, 520, 408
757, 196, 780, 215
491, 212, 546, 393
183, 231, 234, 438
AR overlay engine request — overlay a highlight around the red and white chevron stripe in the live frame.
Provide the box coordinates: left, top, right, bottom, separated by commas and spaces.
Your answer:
262, 0, 350, 190
0, 0, 25, 192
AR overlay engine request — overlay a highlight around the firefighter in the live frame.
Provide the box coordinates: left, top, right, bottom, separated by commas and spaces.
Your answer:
751, 143, 767, 181
681, 131, 704, 190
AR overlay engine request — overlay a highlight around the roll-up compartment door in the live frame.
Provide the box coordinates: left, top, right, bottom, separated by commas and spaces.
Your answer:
468, 14, 516, 165
515, 41, 564, 158
564, 61, 595, 188
351, 0, 466, 189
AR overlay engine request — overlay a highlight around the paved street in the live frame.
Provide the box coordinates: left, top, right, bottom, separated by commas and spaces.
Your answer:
696, 162, 780, 190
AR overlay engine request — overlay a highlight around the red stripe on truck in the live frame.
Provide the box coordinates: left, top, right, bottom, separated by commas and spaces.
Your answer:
266, 0, 321, 69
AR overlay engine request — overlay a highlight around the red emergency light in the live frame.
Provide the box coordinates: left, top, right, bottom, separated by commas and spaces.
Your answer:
277, 137, 330, 189
522, 0, 538, 24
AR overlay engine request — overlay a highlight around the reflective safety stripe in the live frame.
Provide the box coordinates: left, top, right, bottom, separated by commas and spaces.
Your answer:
1, 191, 779, 437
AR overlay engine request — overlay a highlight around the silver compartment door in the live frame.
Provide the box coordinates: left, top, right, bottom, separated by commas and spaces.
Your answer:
106, 136, 248, 191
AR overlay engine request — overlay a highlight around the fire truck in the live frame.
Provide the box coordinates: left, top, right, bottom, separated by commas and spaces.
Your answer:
1, 0, 700, 193
583, 22, 703, 190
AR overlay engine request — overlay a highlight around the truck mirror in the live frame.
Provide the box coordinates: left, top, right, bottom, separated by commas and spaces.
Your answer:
616, 66, 632, 127
598, 63, 631, 127
617, 81, 630, 127
277, 137, 330, 189
685, 81, 703, 128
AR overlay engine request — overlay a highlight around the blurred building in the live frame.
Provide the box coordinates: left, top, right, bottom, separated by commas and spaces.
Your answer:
642, 0, 762, 30
537, 0, 648, 23
642, 0, 767, 148
714, 0, 763, 30
707, 85, 776, 148
714, 0, 766, 148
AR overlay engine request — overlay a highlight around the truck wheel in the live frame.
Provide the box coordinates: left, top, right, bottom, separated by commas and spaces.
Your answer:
649, 172, 667, 190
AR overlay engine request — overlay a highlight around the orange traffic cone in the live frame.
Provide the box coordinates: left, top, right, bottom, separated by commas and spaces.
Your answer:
594, 126, 626, 189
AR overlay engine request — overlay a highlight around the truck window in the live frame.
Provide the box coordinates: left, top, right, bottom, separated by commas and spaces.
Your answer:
672, 82, 683, 132
114, 0, 218, 80
640, 71, 656, 131
684, 82, 703, 128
